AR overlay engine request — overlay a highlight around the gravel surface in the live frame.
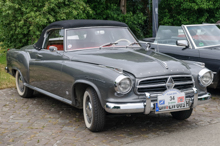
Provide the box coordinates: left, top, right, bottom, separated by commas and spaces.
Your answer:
0, 88, 219, 146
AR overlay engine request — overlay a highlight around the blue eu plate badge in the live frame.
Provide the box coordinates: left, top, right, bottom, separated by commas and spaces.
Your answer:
155, 103, 159, 112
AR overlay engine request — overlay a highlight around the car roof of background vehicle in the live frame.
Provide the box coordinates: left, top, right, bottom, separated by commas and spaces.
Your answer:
34, 19, 128, 50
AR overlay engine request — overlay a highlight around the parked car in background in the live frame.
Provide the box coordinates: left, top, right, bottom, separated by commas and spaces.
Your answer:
6, 20, 213, 132
142, 24, 220, 89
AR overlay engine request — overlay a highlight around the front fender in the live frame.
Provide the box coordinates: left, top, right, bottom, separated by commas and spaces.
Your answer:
73, 79, 103, 106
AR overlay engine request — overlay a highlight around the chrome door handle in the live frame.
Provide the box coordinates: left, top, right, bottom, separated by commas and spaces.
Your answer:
36, 54, 43, 58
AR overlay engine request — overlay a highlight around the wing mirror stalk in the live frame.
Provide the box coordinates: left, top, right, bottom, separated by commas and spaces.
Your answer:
144, 43, 156, 51
49, 46, 58, 52
176, 40, 189, 50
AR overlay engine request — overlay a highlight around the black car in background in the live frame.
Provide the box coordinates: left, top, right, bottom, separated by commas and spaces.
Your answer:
142, 24, 220, 89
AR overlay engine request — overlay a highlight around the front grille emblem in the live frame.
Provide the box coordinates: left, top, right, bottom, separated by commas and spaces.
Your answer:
166, 77, 175, 89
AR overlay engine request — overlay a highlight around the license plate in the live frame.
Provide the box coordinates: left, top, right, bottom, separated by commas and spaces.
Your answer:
155, 89, 190, 113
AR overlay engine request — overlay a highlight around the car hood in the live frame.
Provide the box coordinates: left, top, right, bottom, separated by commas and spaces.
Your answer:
66, 48, 191, 78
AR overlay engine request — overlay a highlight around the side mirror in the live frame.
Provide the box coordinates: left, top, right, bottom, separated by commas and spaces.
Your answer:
145, 43, 151, 51
49, 46, 58, 52
176, 40, 189, 47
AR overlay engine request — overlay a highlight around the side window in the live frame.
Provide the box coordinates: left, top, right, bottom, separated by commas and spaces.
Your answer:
43, 29, 64, 51
154, 26, 186, 46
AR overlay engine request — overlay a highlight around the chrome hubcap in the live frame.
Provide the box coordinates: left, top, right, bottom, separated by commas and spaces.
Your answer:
18, 74, 24, 92
85, 95, 92, 124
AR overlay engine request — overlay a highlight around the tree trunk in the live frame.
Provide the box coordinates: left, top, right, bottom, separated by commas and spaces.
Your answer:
120, 0, 126, 14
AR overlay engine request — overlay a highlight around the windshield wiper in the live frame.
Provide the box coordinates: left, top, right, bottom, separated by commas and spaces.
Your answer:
126, 42, 140, 48
99, 42, 118, 49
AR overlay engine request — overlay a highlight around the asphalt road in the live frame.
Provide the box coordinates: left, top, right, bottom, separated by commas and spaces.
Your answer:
0, 88, 220, 146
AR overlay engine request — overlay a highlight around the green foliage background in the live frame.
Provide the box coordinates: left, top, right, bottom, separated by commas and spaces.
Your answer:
87, 0, 147, 39
0, 0, 148, 50
159, 0, 220, 25
0, 0, 92, 49
1, 0, 220, 50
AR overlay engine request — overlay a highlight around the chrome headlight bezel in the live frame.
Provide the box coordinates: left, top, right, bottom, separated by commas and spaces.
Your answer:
114, 75, 132, 94
198, 69, 213, 87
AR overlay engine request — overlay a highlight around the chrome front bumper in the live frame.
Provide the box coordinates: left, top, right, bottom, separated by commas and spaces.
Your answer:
105, 90, 211, 114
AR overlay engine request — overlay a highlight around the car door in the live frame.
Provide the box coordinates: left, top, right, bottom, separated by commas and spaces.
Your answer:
153, 44, 200, 61
151, 25, 200, 61
29, 29, 68, 98
198, 48, 220, 72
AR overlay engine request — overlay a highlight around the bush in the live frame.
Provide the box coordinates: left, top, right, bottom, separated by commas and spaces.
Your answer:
0, 0, 148, 50
159, 0, 220, 26
0, 0, 92, 49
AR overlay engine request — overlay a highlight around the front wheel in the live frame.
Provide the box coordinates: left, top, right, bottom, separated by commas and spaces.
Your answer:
171, 109, 193, 120
83, 87, 105, 132
15, 71, 34, 98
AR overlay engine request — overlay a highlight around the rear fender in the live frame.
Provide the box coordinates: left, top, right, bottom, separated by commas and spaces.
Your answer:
8, 50, 30, 83
11, 68, 25, 83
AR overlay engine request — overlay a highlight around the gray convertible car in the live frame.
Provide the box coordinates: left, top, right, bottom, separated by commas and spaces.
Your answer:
5, 20, 213, 132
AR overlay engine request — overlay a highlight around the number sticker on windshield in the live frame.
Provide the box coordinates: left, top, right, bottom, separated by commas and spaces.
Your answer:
199, 42, 204, 46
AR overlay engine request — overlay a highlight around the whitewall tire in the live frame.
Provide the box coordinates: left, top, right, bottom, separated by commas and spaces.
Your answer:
83, 87, 105, 132
15, 71, 33, 98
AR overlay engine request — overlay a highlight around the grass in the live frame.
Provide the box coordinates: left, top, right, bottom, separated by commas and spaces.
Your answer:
0, 47, 16, 89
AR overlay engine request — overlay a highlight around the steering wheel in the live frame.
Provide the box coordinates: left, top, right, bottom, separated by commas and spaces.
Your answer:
115, 39, 131, 44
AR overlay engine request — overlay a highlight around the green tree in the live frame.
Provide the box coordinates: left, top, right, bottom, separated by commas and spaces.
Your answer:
0, 0, 92, 49
159, 0, 220, 26
87, 0, 147, 39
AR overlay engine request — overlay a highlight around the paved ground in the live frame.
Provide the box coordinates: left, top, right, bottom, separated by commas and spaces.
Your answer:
0, 88, 220, 146
127, 122, 220, 146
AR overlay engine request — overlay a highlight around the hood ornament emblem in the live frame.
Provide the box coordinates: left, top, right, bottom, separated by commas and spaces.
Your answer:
162, 61, 168, 69
166, 77, 175, 89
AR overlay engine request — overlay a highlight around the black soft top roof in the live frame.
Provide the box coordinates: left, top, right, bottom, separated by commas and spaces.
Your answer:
34, 19, 128, 49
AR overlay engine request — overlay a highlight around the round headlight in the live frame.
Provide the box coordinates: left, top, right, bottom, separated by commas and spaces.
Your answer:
198, 69, 213, 87
114, 75, 132, 94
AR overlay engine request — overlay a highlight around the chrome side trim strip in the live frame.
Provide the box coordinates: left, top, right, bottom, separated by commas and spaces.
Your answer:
24, 83, 72, 105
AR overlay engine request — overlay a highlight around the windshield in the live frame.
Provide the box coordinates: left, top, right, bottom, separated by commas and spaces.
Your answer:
186, 25, 220, 48
154, 26, 186, 45
66, 27, 139, 50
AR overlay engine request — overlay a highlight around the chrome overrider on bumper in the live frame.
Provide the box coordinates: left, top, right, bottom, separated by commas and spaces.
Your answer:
105, 88, 211, 114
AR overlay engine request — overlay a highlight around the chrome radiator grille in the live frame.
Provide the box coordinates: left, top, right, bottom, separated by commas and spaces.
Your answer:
136, 75, 194, 94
